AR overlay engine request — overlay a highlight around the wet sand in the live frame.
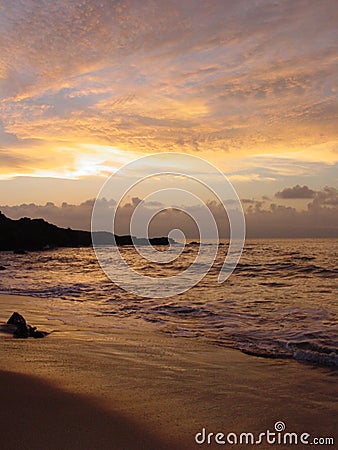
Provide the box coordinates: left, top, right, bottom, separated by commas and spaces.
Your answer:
0, 370, 172, 450
0, 293, 336, 449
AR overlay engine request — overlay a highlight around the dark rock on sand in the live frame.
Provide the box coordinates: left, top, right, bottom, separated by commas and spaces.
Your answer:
8, 312, 29, 338
7, 312, 48, 339
13, 323, 29, 338
28, 325, 48, 339
0, 265, 6, 270
7, 312, 26, 326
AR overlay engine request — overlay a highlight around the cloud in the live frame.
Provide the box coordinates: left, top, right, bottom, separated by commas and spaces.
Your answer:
241, 199, 256, 204
0, 149, 33, 170
308, 186, 338, 208
0, 199, 97, 230
1, 186, 337, 238
0, 0, 337, 179
275, 185, 316, 199
228, 173, 276, 183
240, 186, 338, 237
0, 120, 43, 170
0, 120, 19, 146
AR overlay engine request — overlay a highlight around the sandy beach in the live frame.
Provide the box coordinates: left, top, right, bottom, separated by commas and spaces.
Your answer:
0, 293, 336, 449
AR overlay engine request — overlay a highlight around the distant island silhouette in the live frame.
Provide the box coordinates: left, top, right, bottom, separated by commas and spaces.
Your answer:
0, 212, 172, 251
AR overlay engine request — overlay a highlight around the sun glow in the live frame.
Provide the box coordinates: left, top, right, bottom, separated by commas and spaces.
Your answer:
0, 144, 142, 181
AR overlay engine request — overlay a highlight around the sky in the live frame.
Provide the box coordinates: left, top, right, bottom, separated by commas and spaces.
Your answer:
0, 0, 337, 237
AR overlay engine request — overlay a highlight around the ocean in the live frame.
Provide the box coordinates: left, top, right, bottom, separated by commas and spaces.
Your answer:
0, 239, 337, 367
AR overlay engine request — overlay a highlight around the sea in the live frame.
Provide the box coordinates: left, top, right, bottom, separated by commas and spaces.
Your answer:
0, 239, 337, 367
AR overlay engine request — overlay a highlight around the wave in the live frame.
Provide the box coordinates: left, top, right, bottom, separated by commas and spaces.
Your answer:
237, 340, 338, 368
150, 303, 217, 317
0, 283, 94, 300
233, 261, 337, 278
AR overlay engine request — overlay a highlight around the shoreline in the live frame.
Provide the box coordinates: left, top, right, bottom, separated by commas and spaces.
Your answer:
0, 293, 337, 449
